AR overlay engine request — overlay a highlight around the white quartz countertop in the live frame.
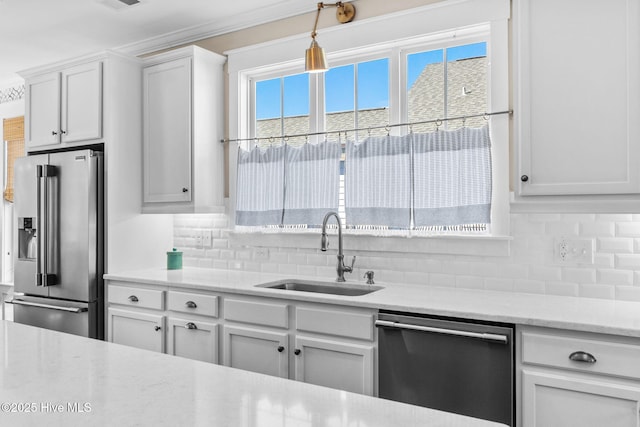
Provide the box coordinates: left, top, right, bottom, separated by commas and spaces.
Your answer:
105, 267, 640, 338
0, 321, 504, 427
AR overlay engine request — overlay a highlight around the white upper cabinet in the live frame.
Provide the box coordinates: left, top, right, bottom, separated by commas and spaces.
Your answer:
61, 61, 103, 144
25, 72, 61, 148
24, 60, 102, 151
142, 46, 226, 213
514, 0, 640, 196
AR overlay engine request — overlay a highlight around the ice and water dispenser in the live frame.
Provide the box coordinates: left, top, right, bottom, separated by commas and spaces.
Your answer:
18, 217, 37, 260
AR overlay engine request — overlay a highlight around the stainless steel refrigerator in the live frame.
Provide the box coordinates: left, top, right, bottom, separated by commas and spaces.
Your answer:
11, 148, 103, 339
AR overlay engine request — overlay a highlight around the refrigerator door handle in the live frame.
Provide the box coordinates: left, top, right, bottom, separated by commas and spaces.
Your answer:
36, 165, 58, 287
35, 165, 43, 286
7, 299, 88, 313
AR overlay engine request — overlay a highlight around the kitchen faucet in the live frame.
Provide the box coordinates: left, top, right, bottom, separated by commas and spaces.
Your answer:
320, 211, 355, 282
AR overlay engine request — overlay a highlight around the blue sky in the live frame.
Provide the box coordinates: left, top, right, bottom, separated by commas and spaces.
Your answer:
256, 42, 486, 120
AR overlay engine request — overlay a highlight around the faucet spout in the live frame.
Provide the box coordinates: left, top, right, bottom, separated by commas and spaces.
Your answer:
321, 211, 355, 282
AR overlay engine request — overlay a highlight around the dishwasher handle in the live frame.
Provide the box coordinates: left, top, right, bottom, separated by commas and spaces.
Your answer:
375, 319, 509, 344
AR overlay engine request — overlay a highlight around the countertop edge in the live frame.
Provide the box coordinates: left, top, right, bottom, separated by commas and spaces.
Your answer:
104, 268, 640, 338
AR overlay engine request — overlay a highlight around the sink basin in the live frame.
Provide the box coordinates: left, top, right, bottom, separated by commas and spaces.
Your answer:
256, 279, 383, 296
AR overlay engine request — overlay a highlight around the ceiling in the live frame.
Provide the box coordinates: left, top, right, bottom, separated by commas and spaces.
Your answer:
0, 0, 313, 85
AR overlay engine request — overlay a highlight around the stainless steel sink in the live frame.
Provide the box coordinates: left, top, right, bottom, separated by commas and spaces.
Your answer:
256, 279, 383, 296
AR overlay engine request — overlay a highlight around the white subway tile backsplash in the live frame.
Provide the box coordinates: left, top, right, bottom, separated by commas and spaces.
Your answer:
172, 213, 640, 303
403, 271, 428, 285
296, 265, 317, 277
545, 221, 579, 236
579, 283, 615, 300
593, 253, 615, 268
616, 223, 640, 237
579, 222, 615, 237
277, 264, 299, 275
546, 281, 579, 297
469, 262, 499, 277
615, 254, 640, 269
287, 253, 307, 266
498, 263, 529, 279
615, 286, 640, 302
562, 267, 596, 284
455, 276, 484, 290
484, 278, 514, 292
529, 265, 562, 282
597, 269, 634, 286
428, 273, 456, 287
596, 214, 633, 222
514, 279, 546, 294
598, 238, 634, 253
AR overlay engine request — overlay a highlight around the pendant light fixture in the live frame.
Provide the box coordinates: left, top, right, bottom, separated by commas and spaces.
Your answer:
305, 2, 356, 73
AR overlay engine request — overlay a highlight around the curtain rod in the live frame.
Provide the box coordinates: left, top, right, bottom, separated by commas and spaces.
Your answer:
220, 110, 512, 144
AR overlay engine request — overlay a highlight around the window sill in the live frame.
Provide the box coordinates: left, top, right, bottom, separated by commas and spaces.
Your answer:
229, 231, 511, 257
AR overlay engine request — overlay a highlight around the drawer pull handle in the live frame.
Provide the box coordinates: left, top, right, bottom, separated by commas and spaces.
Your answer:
569, 351, 597, 364
128, 295, 139, 303
277, 346, 285, 353
185, 301, 197, 309
185, 322, 198, 330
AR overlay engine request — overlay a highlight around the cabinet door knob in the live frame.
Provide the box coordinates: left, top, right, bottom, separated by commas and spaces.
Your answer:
154, 326, 161, 331
182, 187, 189, 193
185, 322, 197, 330
185, 301, 197, 309
520, 175, 529, 182
61, 130, 66, 135
569, 351, 596, 364
277, 345, 285, 353
51, 131, 58, 136
294, 349, 301, 356
128, 295, 139, 303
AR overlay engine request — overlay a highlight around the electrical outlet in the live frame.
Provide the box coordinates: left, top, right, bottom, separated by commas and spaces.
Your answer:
202, 230, 212, 248
554, 237, 594, 265
254, 247, 269, 261
194, 230, 203, 248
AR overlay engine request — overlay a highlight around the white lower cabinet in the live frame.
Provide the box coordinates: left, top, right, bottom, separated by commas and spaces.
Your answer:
106, 281, 376, 396
167, 317, 218, 364
222, 296, 376, 395
293, 335, 374, 395
223, 325, 288, 378
519, 326, 640, 427
108, 308, 165, 353
522, 370, 640, 427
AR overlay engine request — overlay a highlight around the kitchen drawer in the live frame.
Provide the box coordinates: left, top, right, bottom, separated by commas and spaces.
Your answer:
224, 298, 288, 328
522, 330, 640, 380
167, 290, 218, 318
108, 285, 164, 310
296, 306, 374, 341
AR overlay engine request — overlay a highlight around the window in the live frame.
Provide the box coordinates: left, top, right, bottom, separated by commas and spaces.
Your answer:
407, 42, 487, 132
255, 73, 309, 146
249, 41, 490, 233
228, 0, 510, 241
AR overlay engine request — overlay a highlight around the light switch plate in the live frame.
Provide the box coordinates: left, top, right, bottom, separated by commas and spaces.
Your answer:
202, 230, 212, 248
554, 237, 594, 265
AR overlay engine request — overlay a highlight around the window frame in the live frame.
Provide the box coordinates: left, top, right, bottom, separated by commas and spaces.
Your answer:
226, 0, 511, 256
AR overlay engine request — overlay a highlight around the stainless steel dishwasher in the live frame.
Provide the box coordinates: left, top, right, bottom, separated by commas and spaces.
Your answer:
376, 311, 514, 426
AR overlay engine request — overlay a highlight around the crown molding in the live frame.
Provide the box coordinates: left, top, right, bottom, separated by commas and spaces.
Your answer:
115, 0, 314, 57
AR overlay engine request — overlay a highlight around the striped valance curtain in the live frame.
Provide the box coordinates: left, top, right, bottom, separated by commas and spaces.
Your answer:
236, 142, 341, 228
412, 125, 492, 227
345, 135, 411, 228
236, 125, 492, 231
345, 124, 492, 230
